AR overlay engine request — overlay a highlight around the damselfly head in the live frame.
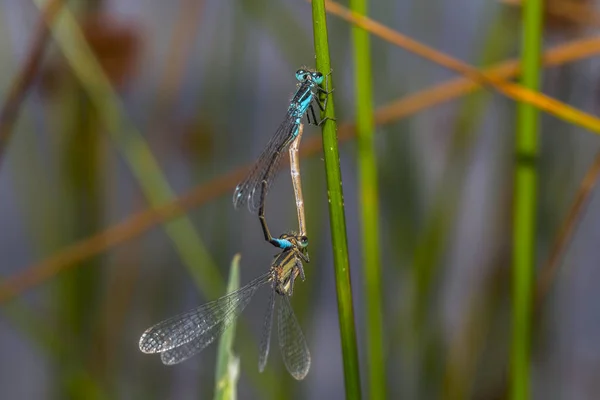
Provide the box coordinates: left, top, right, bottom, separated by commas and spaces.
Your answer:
295, 69, 324, 85
298, 236, 309, 248
278, 233, 309, 249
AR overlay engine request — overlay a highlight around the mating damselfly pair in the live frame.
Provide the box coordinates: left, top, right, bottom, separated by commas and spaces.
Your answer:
139, 68, 332, 380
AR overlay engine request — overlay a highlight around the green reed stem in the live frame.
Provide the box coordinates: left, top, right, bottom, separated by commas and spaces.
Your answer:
214, 254, 242, 400
311, 1, 362, 398
511, 1, 543, 399
349, 0, 385, 398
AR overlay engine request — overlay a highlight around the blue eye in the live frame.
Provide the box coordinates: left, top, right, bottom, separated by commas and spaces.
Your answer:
295, 69, 307, 81
300, 236, 309, 247
313, 72, 324, 85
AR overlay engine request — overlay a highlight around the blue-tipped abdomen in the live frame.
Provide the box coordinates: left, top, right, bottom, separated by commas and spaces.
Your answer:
274, 238, 293, 249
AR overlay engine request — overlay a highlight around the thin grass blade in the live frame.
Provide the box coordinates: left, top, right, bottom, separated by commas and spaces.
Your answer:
213, 254, 243, 400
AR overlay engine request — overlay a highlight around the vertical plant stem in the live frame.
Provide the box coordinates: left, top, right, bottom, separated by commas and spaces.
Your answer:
511, 1, 543, 399
311, 1, 362, 398
349, 0, 385, 398
214, 254, 241, 400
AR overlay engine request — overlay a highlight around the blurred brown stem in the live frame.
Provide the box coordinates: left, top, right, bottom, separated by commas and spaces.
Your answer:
154, 0, 205, 116
502, 0, 600, 28
0, 0, 63, 166
535, 151, 600, 307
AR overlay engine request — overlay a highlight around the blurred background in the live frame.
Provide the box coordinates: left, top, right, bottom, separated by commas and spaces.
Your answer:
1, 0, 600, 399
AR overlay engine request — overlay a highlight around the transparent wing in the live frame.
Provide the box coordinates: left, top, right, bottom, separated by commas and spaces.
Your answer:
160, 329, 217, 365
139, 272, 270, 355
278, 295, 311, 380
258, 287, 275, 372
159, 315, 232, 365
233, 114, 298, 213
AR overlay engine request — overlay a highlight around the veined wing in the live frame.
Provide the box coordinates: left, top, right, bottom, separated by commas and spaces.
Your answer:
233, 114, 299, 213
139, 272, 271, 355
258, 287, 275, 372
160, 312, 238, 365
278, 295, 311, 380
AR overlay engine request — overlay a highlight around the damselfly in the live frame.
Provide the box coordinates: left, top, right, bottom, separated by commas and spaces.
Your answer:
138, 229, 311, 379
233, 68, 332, 213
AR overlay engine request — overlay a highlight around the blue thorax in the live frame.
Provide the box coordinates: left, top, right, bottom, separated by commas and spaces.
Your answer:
288, 80, 316, 117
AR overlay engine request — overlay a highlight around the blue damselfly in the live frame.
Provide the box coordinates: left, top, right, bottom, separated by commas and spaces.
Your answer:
233, 68, 332, 213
